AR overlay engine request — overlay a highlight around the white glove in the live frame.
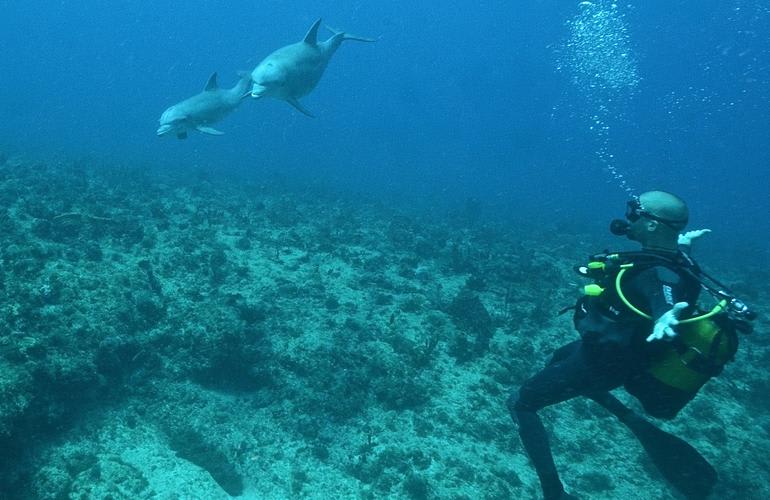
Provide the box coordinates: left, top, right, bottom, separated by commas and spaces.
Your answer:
678, 229, 711, 246
647, 302, 689, 342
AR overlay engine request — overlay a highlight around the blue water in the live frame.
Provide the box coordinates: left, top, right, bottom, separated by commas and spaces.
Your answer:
1, 0, 768, 259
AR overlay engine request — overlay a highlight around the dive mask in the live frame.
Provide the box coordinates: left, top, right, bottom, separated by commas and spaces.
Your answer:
624, 198, 687, 230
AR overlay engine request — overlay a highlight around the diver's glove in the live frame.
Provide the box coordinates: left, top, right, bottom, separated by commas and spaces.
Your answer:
678, 229, 711, 246
647, 302, 689, 342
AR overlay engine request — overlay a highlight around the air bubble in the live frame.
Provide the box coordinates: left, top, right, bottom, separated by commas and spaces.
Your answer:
557, 0, 639, 196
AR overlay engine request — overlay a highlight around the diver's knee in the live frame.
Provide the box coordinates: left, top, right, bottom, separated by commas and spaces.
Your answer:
507, 389, 533, 421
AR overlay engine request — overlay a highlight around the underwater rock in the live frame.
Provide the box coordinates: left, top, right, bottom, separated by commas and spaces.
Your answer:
447, 290, 494, 361
31, 465, 72, 499
387, 215, 417, 247
267, 199, 303, 227
111, 220, 145, 248
224, 293, 267, 324
402, 472, 430, 500
235, 235, 251, 250
167, 428, 243, 496
95, 335, 141, 380
0, 366, 34, 438
191, 326, 273, 393
208, 247, 229, 286
134, 291, 166, 327
464, 274, 487, 292
0, 209, 16, 235
137, 259, 163, 295
324, 296, 340, 311
31, 218, 53, 239
449, 243, 476, 274
83, 242, 103, 262
67, 454, 154, 499
372, 365, 430, 410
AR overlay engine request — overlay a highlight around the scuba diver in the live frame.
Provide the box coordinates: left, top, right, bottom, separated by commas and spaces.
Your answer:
508, 191, 755, 500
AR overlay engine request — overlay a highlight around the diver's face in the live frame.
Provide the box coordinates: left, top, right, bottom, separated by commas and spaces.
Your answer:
625, 216, 650, 242
610, 199, 655, 241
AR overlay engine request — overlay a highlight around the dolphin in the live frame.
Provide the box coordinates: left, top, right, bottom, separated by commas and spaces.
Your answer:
249, 19, 375, 116
157, 72, 251, 139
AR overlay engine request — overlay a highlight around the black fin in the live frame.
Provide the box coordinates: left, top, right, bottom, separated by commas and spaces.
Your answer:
591, 393, 717, 499
177, 131, 188, 140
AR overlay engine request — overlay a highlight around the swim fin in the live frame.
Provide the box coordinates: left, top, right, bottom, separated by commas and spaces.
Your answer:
590, 392, 717, 499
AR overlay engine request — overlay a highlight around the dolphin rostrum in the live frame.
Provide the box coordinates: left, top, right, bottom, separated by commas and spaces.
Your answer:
249, 19, 375, 117
157, 72, 251, 139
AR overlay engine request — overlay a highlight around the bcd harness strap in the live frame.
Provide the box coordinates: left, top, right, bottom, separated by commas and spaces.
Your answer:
614, 264, 728, 324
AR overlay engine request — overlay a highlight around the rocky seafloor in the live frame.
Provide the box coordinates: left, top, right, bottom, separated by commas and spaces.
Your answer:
0, 151, 768, 499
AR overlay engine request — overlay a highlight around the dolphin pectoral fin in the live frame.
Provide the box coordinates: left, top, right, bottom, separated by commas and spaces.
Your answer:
286, 98, 314, 117
303, 19, 322, 45
177, 131, 188, 140
196, 126, 225, 135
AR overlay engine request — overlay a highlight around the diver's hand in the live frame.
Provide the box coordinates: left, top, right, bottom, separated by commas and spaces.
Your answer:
647, 302, 689, 342
678, 229, 711, 246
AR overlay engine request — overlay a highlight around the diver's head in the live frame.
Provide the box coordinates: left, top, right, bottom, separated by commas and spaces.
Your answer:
611, 191, 688, 251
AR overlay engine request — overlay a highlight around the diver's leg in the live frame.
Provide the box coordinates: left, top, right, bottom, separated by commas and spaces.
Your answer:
511, 398, 563, 499
508, 341, 620, 499
587, 391, 634, 421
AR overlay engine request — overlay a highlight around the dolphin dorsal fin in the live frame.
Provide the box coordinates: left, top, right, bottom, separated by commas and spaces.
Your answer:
302, 19, 322, 45
204, 72, 218, 91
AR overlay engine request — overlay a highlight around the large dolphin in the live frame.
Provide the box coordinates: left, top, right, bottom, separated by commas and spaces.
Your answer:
157, 72, 251, 139
249, 19, 375, 116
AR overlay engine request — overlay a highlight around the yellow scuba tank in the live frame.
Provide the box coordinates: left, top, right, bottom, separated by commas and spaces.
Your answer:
647, 312, 738, 393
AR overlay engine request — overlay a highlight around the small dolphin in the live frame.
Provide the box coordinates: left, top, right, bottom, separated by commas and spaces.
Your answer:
250, 19, 375, 116
157, 72, 251, 139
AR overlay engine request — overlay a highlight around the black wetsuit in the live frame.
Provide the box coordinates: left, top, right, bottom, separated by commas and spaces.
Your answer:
508, 251, 702, 500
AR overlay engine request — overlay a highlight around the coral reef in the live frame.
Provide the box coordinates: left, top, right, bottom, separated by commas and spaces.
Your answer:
0, 152, 768, 498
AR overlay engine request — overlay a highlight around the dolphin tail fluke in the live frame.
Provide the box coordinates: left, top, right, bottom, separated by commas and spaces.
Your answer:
341, 33, 377, 43
286, 98, 314, 118
325, 24, 377, 43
